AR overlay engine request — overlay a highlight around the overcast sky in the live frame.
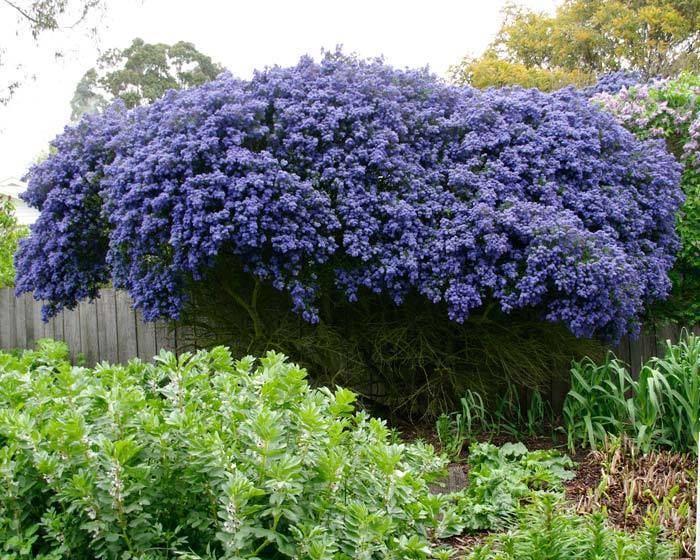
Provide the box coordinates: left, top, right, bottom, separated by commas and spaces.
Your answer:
0, 0, 559, 179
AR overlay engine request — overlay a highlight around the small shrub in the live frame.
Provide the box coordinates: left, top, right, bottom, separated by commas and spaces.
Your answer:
563, 331, 700, 453
0, 343, 461, 559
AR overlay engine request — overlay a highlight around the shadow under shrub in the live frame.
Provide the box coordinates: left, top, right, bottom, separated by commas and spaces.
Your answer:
181, 258, 603, 420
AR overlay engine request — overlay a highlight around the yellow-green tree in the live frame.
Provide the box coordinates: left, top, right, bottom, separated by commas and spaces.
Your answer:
452, 0, 700, 89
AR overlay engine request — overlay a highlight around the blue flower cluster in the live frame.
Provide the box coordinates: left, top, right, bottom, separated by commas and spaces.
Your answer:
15, 107, 125, 318
583, 71, 642, 96
16, 53, 683, 340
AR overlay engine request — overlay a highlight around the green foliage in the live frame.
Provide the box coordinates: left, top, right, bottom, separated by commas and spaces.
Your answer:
71, 37, 223, 118
450, 51, 592, 91
0, 196, 27, 288
184, 259, 602, 420
455, 442, 575, 532
563, 331, 700, 453
453, 0, 700, 88
0, 342, 461, 559
467, 494, 676, 560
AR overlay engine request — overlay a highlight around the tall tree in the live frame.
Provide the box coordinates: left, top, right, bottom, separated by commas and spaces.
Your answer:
452, 0, 700, 89
70, 38, 223, 119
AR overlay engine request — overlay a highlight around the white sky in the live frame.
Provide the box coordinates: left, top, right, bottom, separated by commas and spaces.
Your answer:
0, 0, 559, 178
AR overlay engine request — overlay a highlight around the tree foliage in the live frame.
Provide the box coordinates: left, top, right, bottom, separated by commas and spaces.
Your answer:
1, 0, 103, 37
0, 196, 27, 287
70, 37, 223, 119
452, 0, 700, 89
450, 51, 591, 92
0, 0, 106, 103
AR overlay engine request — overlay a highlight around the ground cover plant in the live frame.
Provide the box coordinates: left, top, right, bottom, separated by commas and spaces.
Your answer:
0, 340, 464, 559
563, 331, 700, 454
454, 442, 575, 532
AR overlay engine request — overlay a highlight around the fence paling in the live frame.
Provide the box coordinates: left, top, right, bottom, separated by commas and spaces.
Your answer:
0, 287, 178, 365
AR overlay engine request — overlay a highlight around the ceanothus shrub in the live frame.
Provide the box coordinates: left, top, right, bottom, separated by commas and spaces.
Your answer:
16, 52, 683, 341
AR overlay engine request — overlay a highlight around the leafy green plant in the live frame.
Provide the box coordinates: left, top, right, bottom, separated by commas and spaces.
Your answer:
455, 442, 575, 531
0, 342, 463, 559
468, 494, 676, 560
563, 331, 700, 453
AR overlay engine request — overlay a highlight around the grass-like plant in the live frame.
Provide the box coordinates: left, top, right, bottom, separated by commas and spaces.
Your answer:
563, 331, 700, 453
436, 383, 553, 461
184, 261, 602, 421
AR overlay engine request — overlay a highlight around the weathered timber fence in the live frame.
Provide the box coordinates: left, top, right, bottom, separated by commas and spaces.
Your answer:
0, 288, 192, 365
0, 287, 698, 374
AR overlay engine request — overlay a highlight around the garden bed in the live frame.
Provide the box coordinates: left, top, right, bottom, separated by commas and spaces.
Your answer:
0, 338, 697, 559
424, 434, 697, 559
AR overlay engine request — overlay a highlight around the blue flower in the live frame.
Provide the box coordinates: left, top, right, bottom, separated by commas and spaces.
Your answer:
16, 51, 683, 341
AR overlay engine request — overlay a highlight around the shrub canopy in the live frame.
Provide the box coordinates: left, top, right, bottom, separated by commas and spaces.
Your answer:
17, 52, 683, 340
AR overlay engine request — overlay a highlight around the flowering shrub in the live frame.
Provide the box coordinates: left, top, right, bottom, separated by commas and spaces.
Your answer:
15, 53, 682, 342
583, 71, 642, 96
14, 107, 125, 316
592, 73, 700, 324
0, 342, 462, 559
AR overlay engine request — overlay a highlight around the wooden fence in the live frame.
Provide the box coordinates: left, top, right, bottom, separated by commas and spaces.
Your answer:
0, 288, 191, 365
0, 286, 697, 373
